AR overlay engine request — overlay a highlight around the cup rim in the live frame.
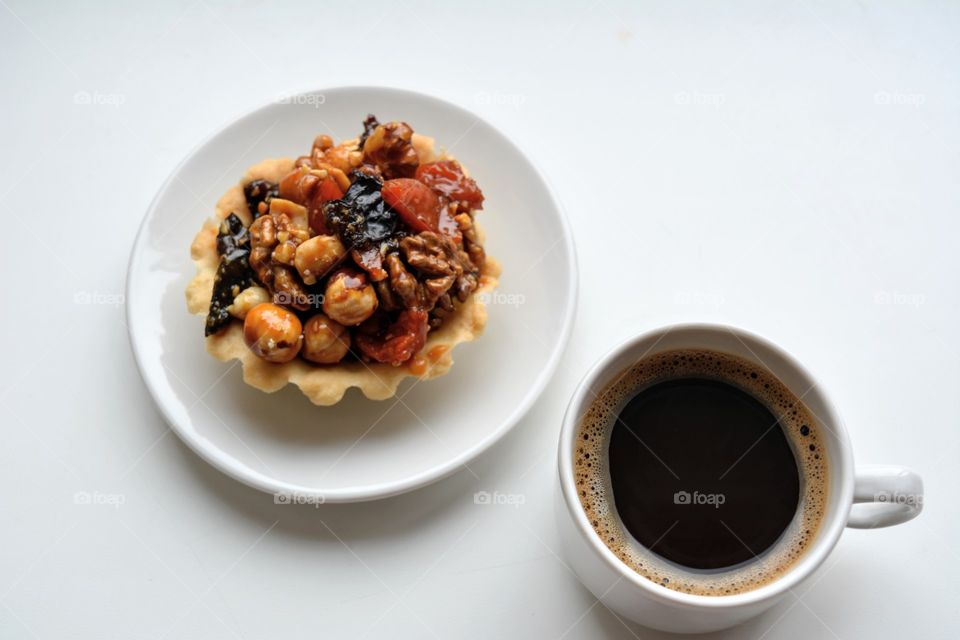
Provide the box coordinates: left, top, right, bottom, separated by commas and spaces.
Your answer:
557, 322, 855, 608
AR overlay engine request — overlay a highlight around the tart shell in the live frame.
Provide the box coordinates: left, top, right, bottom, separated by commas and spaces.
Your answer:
185, 144, 500, 406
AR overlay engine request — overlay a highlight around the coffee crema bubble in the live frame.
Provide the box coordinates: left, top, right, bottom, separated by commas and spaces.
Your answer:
574, 349, 828, 596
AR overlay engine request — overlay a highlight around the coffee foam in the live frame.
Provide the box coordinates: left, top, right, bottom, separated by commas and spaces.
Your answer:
574, 348, 828, 596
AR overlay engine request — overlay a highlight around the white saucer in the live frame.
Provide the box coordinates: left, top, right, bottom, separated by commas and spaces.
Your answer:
126, 86, 577, 502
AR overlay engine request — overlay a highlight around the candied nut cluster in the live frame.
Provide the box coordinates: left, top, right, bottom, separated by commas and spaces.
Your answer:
203, 115, 489, 368
248, 199, 312, 310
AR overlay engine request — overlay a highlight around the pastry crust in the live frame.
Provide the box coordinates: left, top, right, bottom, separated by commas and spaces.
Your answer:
185, 140, 500, 405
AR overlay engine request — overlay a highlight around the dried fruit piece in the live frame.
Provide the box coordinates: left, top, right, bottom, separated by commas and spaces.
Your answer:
205, 213, 256, 336
381, 178, 441, 233
358, 114, 380, 150
243, 179, 278, 218
355, 309, 429, 366
415, 161, 484, 211
317, 176, 344, 202
351, 246, 388, 282
279, 168, 319, 204
324, 172, 398, 250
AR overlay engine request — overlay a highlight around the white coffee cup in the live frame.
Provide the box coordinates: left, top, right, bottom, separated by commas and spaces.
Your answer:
555, 323, 923, 634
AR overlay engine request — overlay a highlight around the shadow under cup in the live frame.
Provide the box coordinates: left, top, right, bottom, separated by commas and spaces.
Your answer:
556, 324, 856, 627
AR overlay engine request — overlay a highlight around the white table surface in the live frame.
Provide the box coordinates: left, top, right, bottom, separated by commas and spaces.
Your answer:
2, 1, 957, 638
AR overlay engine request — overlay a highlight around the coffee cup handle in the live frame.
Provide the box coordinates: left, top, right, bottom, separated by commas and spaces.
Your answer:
847, 464, 923, 529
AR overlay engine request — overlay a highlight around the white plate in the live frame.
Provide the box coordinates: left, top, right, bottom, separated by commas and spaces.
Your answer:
126, 86, 577, 502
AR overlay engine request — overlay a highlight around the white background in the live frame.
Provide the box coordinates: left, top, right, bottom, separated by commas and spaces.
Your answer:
1, 1, 958, 638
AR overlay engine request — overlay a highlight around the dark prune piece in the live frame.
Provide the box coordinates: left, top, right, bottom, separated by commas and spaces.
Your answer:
243, 179, 278, 218
324, 171, 399, 250
216, 213, 249, 258
205, 213, 256, 336
358, 114, 380, 151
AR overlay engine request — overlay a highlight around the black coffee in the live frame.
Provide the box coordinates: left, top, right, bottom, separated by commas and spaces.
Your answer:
609, 377, 799, 570
575, 349, 828, 596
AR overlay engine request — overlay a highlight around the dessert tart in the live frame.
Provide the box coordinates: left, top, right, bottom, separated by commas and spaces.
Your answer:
186, 115, 500, 405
